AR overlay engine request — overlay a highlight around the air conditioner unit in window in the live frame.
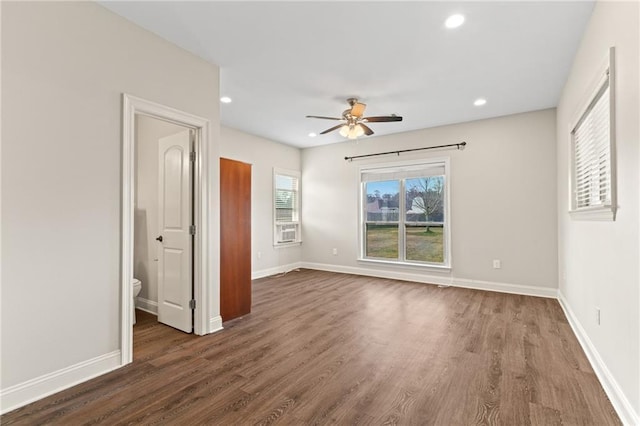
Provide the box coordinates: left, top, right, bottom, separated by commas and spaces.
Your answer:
279, 224, 297, 243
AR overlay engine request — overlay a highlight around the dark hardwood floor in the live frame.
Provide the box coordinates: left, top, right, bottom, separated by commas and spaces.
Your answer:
2, 269, 620, 425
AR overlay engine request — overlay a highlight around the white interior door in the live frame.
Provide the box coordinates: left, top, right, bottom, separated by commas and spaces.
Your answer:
157, 130, 193, 333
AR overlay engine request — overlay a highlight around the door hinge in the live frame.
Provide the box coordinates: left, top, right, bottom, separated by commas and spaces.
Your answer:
189, 299, 196, 310
189, 225, 196, 235
189, 151, 196, 162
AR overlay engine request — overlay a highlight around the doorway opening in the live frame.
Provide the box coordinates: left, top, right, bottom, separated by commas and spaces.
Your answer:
134, 116, 193, 334
121, 94, 220, 367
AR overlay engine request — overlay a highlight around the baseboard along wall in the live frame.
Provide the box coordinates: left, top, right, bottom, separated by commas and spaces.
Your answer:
298, 261, 557, 299
135, 297, 158, 315
0, 350, 122, 415
209, 315, 224, 334
252, 262, 305, 280
557, 291, 639, 426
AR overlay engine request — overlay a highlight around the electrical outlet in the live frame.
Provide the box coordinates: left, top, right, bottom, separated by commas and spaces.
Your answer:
332, 248, 338, 256
492, 259, 501, 269
596, 307, 601, 325
257, 251, 262, 260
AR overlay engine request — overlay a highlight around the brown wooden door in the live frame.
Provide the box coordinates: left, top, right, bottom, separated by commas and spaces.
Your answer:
220, 158, 252, 321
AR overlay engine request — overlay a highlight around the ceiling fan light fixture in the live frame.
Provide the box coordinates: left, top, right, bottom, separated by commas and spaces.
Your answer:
344, 124, 364, 140
307, 98, 402, 139
445, 14, 465, 29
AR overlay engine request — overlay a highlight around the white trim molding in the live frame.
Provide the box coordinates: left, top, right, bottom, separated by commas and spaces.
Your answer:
252, 262, 304, 280
136, 297, 158, 315
121, 93, 216, 367
209, 315, 223, 334
449, 276, 556, 298
569, 207, 616, 221
300, 262, 557, 299
557, 291, 639, 426
0, 351, 121, 415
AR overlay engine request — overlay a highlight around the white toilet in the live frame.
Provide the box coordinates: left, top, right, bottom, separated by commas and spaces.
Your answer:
132, 278, 142, 325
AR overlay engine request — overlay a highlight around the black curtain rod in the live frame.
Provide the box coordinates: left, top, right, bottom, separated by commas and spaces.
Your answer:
344, 141, 466, 162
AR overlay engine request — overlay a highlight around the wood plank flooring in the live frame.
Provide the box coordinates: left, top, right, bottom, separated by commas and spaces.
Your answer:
2, 269, 620, 425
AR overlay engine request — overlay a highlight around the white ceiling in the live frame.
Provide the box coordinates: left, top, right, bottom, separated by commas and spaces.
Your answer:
100, 1, 594, 148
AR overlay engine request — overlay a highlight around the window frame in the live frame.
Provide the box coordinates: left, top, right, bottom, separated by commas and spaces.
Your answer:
273, 168, 302, 247
569, 47, 616, 221
358, 157, 451, 269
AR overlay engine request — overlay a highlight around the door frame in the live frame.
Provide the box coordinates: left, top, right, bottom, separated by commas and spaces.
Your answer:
121, 93, 215, 366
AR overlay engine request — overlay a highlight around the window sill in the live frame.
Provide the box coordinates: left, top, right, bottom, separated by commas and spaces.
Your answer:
358, 257, 451, 272
274, 241, 302, 249
569, 207, 616, 221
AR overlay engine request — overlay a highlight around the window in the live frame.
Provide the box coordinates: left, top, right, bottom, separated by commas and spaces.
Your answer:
274, 169, 301, 246
360, 159, 450, 268
570, 47, 616, 221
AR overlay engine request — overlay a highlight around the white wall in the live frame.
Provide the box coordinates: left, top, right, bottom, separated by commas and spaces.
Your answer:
220, 126, 302, 277
134, 116, 187, 306
1, 1, 220, 394
556, 1, 639, 422
302, 109, 558, 294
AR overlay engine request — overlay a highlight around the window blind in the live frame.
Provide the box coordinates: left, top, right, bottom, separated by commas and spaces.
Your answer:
275, 174, 298, 223
573, 80, 611, 209
361, 163, 445, 182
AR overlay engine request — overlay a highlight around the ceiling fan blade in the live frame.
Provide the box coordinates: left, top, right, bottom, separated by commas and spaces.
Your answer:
306, 115, 344, 121
360, 123, 374, 136
319, 124, 345, 135
350, 102, 367, 118
363, 115, 403, 122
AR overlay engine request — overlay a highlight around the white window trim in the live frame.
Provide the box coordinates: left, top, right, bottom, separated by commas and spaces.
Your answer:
273, 168, 302, 247
569, 46, 616, 221
357, 157, 451, 269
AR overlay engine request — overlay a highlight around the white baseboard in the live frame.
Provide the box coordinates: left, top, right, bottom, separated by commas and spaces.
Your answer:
449, 276, 556, 298
557, 291, 639, 426
300, 262, 557, 299
252, 262, 304, 280
209, 315, 223, 334
135, 297, 158, 315
0, 350, 122, 415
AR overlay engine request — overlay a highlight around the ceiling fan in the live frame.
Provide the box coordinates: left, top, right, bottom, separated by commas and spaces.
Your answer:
306, 98, 403, 139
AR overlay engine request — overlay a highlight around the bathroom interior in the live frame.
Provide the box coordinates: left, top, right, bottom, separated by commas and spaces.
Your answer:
133, 114, 193, 355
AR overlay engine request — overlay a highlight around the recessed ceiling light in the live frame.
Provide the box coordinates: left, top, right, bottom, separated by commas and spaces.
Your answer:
308, 132, 317, 137
220, 96, 232, 103
474, 98, 487, 106
445, 14, 465, 29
